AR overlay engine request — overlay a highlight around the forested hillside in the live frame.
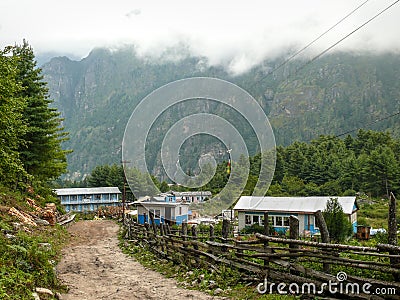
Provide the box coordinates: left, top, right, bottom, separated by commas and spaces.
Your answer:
42, 47, 400, 178
78, 129, 399, 201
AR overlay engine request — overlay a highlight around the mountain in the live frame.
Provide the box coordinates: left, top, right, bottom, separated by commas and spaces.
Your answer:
41, 47, 400, 179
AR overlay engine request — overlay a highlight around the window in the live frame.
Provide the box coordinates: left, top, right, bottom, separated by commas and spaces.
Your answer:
268, 216, 274, 225
253, 215, 259, 225
245, 215, 252, 225
283, 217, 290, 227
275, 216, 283, 227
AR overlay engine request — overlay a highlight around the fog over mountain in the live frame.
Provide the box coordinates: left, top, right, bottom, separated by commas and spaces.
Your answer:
2, 0, 400, 74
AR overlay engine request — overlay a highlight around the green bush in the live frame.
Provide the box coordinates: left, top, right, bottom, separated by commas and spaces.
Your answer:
0, 221, 67, 299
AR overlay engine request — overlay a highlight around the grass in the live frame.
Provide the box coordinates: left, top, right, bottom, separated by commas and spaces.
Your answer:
0, 186, 69, 299
118, 227, 295, 300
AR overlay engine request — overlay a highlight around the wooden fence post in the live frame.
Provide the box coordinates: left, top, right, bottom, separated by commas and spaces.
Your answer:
165, 223, 171, 235
159, 223, 164, 252
182, 221, 188, 248
191, 225, 198, 250
144, 222, 150, 239
149, 211, 157, 235
263, 212, 270, 269
209, 224, 215, 242
315, 210, 331, 273
289, 215, 299, 247
289, 215, 300, 276
389, 192, 399, 281
222, 219, 230, 239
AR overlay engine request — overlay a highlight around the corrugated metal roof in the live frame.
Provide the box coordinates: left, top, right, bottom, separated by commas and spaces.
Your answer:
54, 187, 121, 196
233, 196, 357, 215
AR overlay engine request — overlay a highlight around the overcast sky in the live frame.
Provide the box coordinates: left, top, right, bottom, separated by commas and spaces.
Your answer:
1, 0, 399, 73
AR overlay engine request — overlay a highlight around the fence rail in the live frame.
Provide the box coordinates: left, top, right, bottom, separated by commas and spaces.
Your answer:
124, 215, 400, 299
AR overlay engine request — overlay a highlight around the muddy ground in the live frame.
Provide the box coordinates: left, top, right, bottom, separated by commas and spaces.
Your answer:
57, 220, 222, 300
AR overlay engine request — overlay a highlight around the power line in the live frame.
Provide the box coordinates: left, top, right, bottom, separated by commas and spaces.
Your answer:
295, 0, 400, 75
334, 110, 400, 138
264, 0, 400, 140
253, 0, 370, 87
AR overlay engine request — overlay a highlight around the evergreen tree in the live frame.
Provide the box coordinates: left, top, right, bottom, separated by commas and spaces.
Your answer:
323, 198, 353, 242
0, 47, 27, 187
11, 41, 70, 183
362, 145, 399, 197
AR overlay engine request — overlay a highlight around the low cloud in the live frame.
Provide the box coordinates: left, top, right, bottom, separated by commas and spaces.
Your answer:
1, 0, 399, 74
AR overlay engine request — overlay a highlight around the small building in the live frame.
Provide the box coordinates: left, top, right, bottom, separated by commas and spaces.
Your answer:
356, 225, 371, 240
134, 193, 189, 225
171, 191, 212, 203
234, 196, 358, 236
55, 187, 121, 212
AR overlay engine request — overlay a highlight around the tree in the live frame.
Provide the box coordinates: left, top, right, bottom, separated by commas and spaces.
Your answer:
323, 198, 353, 242
362, 145, 399, 197
159, 181, 169, 193
11, 41, 70, 184
0, 47, 27, 187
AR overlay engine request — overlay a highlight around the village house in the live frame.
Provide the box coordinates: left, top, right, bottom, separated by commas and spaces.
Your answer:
55, 187, 121, 212
233, 196, 358, 236
134, 193, 189, 225
171, 191, 212, 203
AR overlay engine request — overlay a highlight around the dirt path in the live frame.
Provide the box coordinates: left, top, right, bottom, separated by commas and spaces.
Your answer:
57, 220, 222, 300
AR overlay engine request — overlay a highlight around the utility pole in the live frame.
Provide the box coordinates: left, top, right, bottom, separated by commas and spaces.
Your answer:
121, 160, 131, 224
227, 148, 233, 221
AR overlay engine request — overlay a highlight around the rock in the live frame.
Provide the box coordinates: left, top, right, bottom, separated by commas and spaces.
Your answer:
38, 243, 52, 251
191, 280, 198, 287
186, 271, 193, 277
214, 288, 223, 295
35, 287, 54, 297
32, 292, 40, 300
12, 222, 23, 231
5, 233, 15, 239
208, 280, 217, 288
35, 219, 50, 226
45, 203, 57, 212
42, 209, 57, 226
198, 274, 205, 282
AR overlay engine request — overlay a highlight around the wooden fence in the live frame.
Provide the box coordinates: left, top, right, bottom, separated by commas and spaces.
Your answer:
124, 214, 400, 299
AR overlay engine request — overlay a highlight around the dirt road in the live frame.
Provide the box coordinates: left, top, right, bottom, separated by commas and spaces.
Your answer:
57, 220, 221, 300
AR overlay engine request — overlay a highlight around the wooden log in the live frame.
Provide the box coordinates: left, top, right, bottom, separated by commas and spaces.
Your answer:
289, 215, 299, 249
222, 219, 230, 239
191, 225, 198, 250
255, 234, 381, 252
209, 224, 214, 242
389, 192, 400, 281
263, 212, 270, 269
315, 210, 330, 243
377, 243, 400, 253
388, 192, 397, 246
144, 222, 150, 239
149, 211, 157, 234
315, 209, 330, 273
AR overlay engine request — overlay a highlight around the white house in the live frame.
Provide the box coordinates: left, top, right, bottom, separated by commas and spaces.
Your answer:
134, 193, 189, 225
55, 187, 121, 212
172, 191, 212, 203
233, 196, 358, 235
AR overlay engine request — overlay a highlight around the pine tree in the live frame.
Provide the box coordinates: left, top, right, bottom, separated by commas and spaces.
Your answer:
0, 47, 27, 187
11, 41, 70, 183
323, 198, 353, 242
